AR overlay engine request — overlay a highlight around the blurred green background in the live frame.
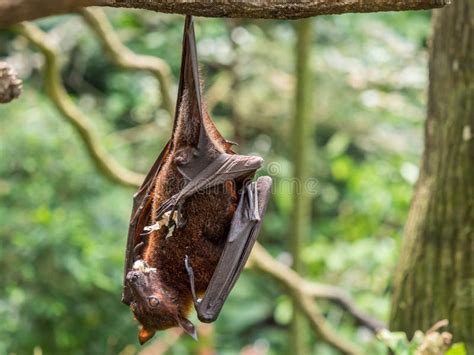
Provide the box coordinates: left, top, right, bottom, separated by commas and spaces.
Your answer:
0, 9, 430, 354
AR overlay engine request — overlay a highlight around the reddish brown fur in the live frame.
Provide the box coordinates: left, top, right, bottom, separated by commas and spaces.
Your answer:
132, 89, 237, 337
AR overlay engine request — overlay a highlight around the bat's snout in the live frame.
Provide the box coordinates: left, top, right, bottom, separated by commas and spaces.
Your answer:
126, 270, 143, 284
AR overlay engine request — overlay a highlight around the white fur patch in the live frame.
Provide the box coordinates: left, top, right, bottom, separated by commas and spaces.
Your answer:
133, 260, 156, 273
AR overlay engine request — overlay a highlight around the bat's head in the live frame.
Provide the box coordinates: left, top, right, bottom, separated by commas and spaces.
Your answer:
126, 260, 196, 344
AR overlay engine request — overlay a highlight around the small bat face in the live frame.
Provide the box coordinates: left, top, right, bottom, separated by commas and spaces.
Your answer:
126, 263, 196, 344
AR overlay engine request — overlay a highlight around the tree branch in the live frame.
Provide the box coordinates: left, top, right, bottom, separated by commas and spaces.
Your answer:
247, 236, 386, 338
1, 0, 450, 28
302, 281, 386, 333
16, 22, 145, 187
16, 20, 384, 354
79, 8, 175, 119
248, 244, 377, 354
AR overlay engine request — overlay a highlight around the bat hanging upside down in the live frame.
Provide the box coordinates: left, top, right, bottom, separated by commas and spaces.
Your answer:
121, 15, 272, 344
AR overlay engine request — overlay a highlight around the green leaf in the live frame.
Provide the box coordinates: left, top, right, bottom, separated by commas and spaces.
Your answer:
446, 343, 467, 355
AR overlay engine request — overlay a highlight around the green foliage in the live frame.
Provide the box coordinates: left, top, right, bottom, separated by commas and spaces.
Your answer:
0, 8, 432, 354
446, 343, 468, 355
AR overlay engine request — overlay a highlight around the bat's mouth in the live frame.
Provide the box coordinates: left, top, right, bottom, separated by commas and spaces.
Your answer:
126, 262, 157, 302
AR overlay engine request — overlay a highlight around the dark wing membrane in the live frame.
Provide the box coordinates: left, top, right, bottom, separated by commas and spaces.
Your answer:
176, 16, 234, 154
155, 154, 263, 222
195, 176, 272, 322
171, 15, 207, 149
122, 140, 171, 305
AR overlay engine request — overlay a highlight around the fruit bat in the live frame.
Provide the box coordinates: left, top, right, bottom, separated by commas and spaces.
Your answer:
121, 15, 272, 344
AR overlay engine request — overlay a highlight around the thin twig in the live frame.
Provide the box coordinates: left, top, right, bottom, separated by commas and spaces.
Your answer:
16, 22, 144, 187
107, 122, 161, 145
79, 8, 175, 119
302, 281, 386, 332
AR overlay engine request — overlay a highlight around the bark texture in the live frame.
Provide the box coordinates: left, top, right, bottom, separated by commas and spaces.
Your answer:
1, 0, 449, 28
290, 18, 314, 355
390, 0, 474, 351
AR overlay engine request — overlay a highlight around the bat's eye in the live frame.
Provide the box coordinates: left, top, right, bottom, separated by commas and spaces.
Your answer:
148, 296, 160, 307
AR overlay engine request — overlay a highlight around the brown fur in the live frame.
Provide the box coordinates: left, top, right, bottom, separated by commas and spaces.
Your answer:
130, 88, 237, 339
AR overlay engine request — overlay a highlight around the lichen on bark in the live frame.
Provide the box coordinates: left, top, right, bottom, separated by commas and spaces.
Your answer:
0, 61, 22, 103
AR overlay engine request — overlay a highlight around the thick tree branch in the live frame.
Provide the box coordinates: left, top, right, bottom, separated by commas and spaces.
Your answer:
1, 0, 450, 28
16, 22, 145, 187
79, 8, 175, 118
16, 20, 384, 353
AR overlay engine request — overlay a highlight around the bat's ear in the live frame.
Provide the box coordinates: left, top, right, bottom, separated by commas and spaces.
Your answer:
177, 315, 198, 340
138, 327, 156, 345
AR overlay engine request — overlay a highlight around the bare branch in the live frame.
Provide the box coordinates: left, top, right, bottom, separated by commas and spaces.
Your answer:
79, 8, 175, 119
107, 122, 161, 145
16, 22, 145, 187
1, 0, 450, 28
302, 281, 386, 332
249, 248, 385, 333
248, 244, 362, 354
0, 0, 97, 28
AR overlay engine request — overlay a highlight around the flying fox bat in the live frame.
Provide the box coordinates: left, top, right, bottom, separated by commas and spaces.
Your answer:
122, 15, 272, 344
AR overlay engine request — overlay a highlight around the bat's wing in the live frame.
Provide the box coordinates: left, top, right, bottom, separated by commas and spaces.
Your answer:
151, 16, 263, 225
184, 176, 272, 322
155, 153, 263, 222
122, 141, 171, 305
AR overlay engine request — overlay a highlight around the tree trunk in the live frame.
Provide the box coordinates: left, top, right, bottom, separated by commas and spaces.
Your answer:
290, 18, 313, 355
390, 0, 474, 351
0, 0, 449, 28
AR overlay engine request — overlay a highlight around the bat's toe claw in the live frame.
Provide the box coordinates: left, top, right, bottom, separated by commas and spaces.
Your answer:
184, 255, 191, 271
190, 329, 199, 341
177, 218, 186, 228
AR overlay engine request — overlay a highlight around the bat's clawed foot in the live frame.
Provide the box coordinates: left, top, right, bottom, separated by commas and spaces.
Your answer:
155, 196, 178, 221
184, 255, 201, 308
174, 216, 186, 229
184, 255, 193, 274
133, 242, 145, 259
175, 204, 186, 228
